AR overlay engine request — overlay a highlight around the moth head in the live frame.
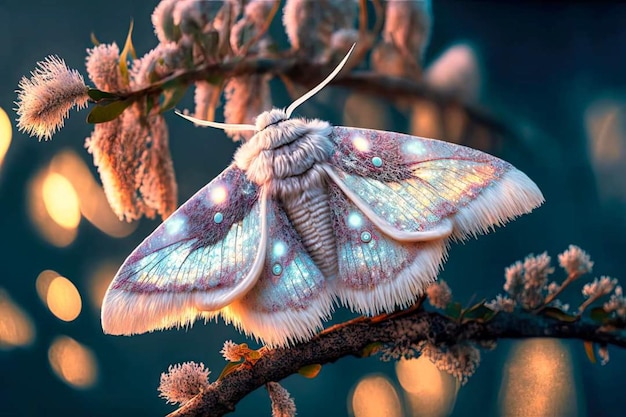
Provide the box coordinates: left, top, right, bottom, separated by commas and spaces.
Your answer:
175, 44, 356, 136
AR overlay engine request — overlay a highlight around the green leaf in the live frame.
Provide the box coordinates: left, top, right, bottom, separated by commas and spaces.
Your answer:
145, 95, 155, 116
444, 302, 463, 320
361, 342, 383, 358
87, 100, 131, 124
90, 32, 100, 46
119, 20, 137, 86
87, 88, 120, 102
542, 306, 578, 323
159, 83, 188, 113
590, 307, 610, 323
217, 361, 243, 381
583, 341, 597, 364
462, 302, 497, 323
198, 30, 219, 58
298, 364, 322, 379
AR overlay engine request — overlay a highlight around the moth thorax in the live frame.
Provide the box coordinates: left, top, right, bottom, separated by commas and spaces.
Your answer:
255, 109, 288, 131
235, 118, 333, 188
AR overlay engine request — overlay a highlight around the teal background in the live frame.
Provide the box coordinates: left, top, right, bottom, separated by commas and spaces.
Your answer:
1, 1, 625, 416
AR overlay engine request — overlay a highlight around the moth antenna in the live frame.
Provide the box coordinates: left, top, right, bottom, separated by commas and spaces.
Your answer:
175, 110, 256, 131
285, 43, 356, 118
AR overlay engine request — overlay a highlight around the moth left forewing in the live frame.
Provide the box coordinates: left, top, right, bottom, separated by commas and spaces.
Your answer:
328, 183, 447, 315
101, 166, 267, 335
221, 199, 334, 347
327, 126, 544, 241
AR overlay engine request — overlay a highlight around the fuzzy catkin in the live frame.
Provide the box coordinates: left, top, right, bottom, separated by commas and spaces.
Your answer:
16, 56, 88, 140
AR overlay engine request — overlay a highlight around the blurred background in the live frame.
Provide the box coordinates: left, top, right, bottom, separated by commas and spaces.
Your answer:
1, 1, 626, 416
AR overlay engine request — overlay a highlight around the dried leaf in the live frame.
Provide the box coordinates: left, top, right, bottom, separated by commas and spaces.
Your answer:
542, 306, 578, 323
583, 340, 597, 364
90, 32, 100, 46
119, 20, 137, 85
217, 361, 243, 381
297, 364, 321, 379
361, 342, 383, 357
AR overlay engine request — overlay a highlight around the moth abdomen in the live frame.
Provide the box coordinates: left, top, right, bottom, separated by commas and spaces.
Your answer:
282, 182, 338, 279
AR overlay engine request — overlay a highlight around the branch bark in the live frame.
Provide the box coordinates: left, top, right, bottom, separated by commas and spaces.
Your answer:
167, 309, 625, 417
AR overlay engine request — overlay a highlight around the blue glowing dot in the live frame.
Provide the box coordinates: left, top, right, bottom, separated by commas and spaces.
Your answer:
272, 263, 283, 276
273, 241, 287, 258
348, 212, 363, 229
165, 215, 186, 235
360, 231, 372, 243
404, 140, 425, 155
371, 156, 383, 167
213, 212, 224, 224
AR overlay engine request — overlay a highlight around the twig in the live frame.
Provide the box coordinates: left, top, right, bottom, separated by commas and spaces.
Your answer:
534, 271, 580, 314
239, 0, 281, 56
167, 310, 626, 417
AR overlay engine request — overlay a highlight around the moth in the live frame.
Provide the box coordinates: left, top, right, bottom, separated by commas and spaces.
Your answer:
101, 47, 543, 347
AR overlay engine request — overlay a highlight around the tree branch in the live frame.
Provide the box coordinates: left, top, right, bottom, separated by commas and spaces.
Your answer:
115, 56, 508, 138
167, 309, 625, 417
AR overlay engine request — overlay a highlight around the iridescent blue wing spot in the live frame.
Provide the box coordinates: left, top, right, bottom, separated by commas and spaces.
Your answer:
327, 126, 543, 241
101, 166, 267, 335
221, 199, 334, 347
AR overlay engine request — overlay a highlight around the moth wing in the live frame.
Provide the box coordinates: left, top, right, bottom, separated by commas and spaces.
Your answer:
221, 198, 334, 347
327, 183, 446, 314
325, 126, 544, 314
326, 126, 544, 241
101, 166, 268, 335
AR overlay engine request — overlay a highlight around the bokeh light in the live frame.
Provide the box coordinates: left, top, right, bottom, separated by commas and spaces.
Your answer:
28, 169, 78, 247
36, 269, 60, 302
88, 261, 118, 310
425, 43, 481, 102
349, 374, 403, 417
0, 106, 11, 168
396, 356, 458, 417
585, 99, 626, 203
36, 270, 82, 322
343, 93, 390, 130
411, 99, 442, 139
49, 150, 136, 238
499, 339, 579, 416
46, 276, 82, 321
48, 335, 98, 388
42, 172, 81, 229
0, 289, 35, 349
441, 104, 467, 144
28, 149, 137, 247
